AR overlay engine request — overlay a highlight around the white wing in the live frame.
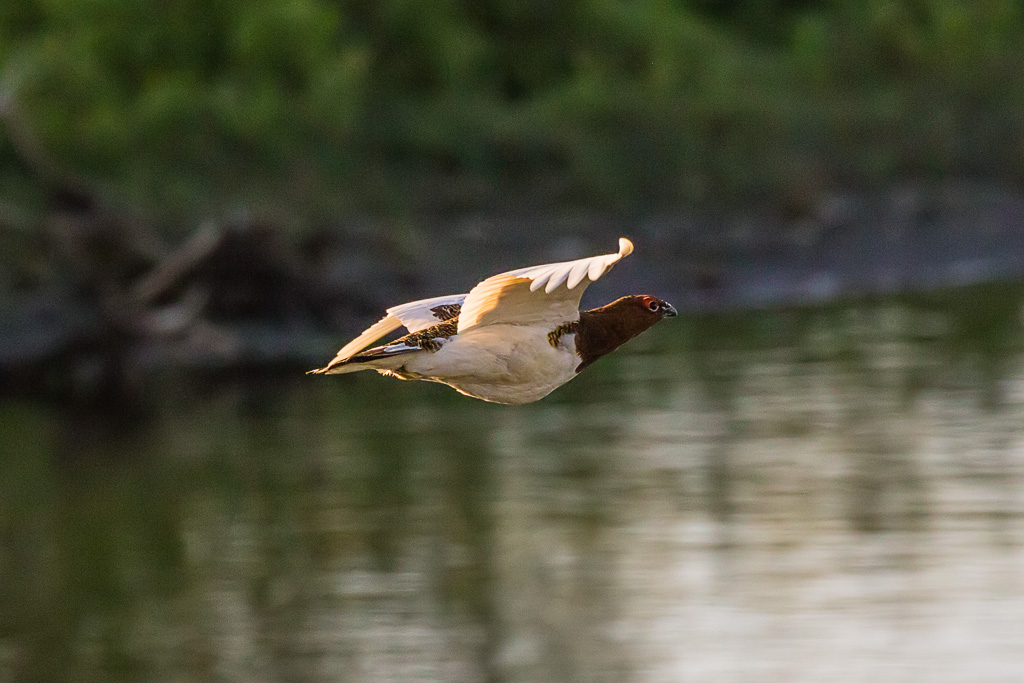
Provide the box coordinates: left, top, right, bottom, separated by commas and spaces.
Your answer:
457, 238, 633, 332
311, 293, 466, 372
387, 294, 467, 331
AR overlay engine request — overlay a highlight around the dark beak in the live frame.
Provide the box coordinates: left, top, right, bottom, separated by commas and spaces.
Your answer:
663, 302, 677, 317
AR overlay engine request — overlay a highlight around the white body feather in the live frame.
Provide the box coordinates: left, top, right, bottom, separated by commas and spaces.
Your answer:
363, 325, 580, 404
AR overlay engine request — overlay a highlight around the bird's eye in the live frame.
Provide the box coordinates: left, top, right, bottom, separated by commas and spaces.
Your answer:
647, 300, 659, 312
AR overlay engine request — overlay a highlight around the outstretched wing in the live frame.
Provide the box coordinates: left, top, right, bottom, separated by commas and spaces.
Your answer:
387, 294, 466, 330
309, 293, 466, 373
457, 238, 633, 332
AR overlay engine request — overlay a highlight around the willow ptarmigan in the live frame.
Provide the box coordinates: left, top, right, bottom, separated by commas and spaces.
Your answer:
309, 238, 676, 404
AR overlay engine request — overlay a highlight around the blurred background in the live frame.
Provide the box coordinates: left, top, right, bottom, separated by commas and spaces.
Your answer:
3, 1, 1024, 681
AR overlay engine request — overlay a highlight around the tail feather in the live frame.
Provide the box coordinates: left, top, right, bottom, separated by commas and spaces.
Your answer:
308, 342, 422, 375
307, 361, 373, 375
349, 342, 422, 362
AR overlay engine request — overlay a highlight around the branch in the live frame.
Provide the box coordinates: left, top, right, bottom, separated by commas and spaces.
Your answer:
0, 66, 95, 202
132, 221, 223, 304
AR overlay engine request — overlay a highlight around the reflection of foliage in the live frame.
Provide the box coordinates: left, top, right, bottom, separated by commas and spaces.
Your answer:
688, 281, 1024, 416
1, 0, 1023, 225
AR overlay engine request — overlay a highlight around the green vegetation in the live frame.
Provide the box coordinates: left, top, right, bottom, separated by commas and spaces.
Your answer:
1, 0, 1023, 227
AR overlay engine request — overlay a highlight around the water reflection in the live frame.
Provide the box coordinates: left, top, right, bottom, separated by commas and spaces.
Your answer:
2, 284, 1024, 682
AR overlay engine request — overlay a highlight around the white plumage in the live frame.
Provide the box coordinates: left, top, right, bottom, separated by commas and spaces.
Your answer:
310, 238, 673, 404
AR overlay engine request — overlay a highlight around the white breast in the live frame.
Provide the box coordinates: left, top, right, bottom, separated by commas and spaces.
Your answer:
399, 324, 580, 404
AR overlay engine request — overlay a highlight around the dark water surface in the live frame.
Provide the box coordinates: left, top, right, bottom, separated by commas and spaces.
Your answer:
3, 283, 1024, 682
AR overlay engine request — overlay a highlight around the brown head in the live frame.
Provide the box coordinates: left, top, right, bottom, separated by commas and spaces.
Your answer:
574, 295, 677, 372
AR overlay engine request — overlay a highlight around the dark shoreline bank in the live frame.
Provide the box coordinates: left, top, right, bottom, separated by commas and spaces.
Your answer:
3, 180, 1023, 405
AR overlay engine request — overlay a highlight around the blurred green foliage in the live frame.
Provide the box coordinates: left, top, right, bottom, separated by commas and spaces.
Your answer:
1, 0, 1023, 227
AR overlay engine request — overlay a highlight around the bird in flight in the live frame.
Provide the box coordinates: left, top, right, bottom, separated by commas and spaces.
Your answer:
309, 238, 676, 404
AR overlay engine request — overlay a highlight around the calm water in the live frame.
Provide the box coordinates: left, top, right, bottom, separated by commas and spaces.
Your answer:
3, 284, 1024, 683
